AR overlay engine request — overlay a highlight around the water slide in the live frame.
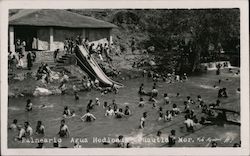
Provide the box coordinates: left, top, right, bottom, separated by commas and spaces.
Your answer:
74, 45, 124, 88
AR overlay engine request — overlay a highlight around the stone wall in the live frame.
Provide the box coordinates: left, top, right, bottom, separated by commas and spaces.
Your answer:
37, 28, 50, 50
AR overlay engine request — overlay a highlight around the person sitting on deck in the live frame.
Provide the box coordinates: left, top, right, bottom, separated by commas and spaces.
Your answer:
26, 99, 33, 112
58, 119, 69, 138
35, 121, 45, 135
81, 109, 96, 122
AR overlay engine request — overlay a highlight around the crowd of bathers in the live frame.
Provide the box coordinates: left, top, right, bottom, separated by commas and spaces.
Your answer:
8, 67, 241, 148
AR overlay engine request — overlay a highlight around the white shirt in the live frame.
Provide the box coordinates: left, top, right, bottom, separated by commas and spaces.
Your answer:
105, 109, 115, 116
184, 119, 194, 127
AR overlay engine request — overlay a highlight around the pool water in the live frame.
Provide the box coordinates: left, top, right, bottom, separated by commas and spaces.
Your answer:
8, 69, 240, 148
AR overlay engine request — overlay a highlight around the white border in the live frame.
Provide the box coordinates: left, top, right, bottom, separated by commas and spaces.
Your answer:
1, 0, 249, 155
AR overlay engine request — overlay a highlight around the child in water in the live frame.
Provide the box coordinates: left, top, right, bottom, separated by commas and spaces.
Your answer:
81, 109, 96, 122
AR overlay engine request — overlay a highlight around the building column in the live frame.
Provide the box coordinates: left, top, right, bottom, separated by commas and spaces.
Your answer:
82, 29, 86, 40
9, 26, 15, 52
109, 29, 113, 44
49, 27, 54, 51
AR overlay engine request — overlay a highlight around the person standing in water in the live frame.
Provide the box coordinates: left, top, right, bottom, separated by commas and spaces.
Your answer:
140, 112, 147, 129
26, 99, 33, 111
105, 106, 115, 116
58, 119, 69, 138
124, 106, 132, 116
168, 129, 176, 147
9, 119, 18, 130
81, 109, 96, 122
35, 121, 45, 136
87, 100, 94, 110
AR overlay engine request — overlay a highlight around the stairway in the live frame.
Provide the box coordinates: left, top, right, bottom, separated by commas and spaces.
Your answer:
52, 54, 84, 87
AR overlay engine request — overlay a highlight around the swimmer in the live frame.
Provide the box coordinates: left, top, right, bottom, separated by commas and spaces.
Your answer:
138, 97, 145, 107
26, 99, 33, 111
95, 98, 100, 106
115, 108, 125, 118
81, 109, 96, 122
164, 110, 172, 121
124, 106, 132, 116
168, 130, 176, 147
105, 106, 115, 116
39, 104, 54, 109
63, 106, 71, 117
74, 93, 79, 100
140, 112, 147, 129
172, 104, 180, 116
152, 101, 157, 108
236, 88, 240, 93
184, 115, 194, 132
35, 121, 45, 135
9, 119, 18, 130
158, 108, 164, 121
149, 96, 157, 102
164, 93, 170, 104
87, 100, 94, 110
183, 101, 190, 114
138, 83, 145, 94
103, 101, 109, 108
157, 130, 162, 137
187, 96, 195, 104
197, 95, 203, 102
151, 86, 158, 98
58, 119, 70, 138
73, 142, 82, 148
